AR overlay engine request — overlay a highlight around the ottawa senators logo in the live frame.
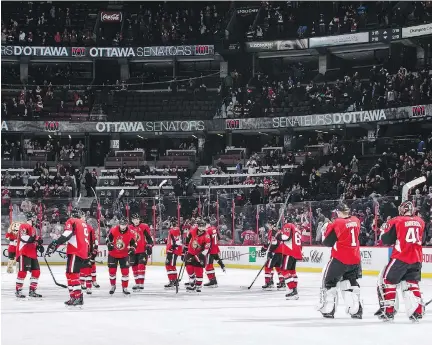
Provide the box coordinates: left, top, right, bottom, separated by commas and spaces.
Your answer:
192, 240, 199, 249
115, 238, 125, 250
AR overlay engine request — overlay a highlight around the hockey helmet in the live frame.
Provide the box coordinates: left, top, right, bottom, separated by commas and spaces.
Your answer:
131, 213, 140, 220
70, 208, 83, 218
335, 202, 350, 213
398, 201, 414, 216
119, 217, 128, 226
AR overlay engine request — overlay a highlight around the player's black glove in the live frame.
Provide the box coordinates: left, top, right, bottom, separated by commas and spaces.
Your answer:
107, 242, 114, 251
46, 241, 57, 256
128, 247, 136, 256
37, 244, 45, 254
146, 245, 152, 256
267, 251, 274, 259
36, 237, 43, 246
27, 235, 36, 243
260, 246, 267, 255
197, 253, 205, 267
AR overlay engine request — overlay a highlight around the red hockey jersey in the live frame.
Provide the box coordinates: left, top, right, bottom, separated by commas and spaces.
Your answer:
187, 228, 210, 256
128, 223, 151, 254
279, 223, 302, 259
207, 226, 220, 255
17, 223, 38, 259
323, 216, 361, 265
63, 218, 90, 259
241, 230, 257, 245
382, 215, 425, 264
108, 226, 136, 258
166, 227, 183, 256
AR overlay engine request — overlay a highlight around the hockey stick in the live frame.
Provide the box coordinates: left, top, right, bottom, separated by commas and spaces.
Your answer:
426, 299, 432, 307
43, 254, 68, 289
176, 261, 185, 294
241, 260, 268, 290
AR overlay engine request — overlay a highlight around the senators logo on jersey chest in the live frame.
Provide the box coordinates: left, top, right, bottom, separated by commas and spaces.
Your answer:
192, 240, 199, 249
115, 237, 125, 250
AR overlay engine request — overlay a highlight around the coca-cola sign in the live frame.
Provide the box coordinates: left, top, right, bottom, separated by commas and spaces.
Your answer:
100, 11, 122, 23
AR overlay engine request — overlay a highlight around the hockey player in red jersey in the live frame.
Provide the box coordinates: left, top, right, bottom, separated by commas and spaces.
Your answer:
240, 229, 257, 245
79, 213, 98, 294
261, 221, 285, 290
164, 222, 183, 289
278, 222, 303, 300
318, 203, 363, 319
375, 201, 426, 322
129, 213, 153, 291
183, 220, 211, 292
46, 208, 91, 306
106, 217, 136, 295
6, 222, 20, 273
204, 220, 225, 288
15, 212, 43, 298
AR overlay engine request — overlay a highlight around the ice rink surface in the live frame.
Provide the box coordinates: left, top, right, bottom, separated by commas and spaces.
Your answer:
1, 265, 431, 345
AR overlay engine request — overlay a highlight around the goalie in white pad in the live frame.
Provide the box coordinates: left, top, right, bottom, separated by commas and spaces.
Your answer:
375, 201, 425, 322
317, 203, 363, 319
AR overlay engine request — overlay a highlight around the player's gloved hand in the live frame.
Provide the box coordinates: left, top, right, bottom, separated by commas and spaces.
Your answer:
36, 237, 43, 246
128, 247, 136, 256
27, 235, 36, 243
46, 241, 57, 256
182, 246, 188, 254
181, 253, 185, 262
260, 246, 267, 255
37, 244, 45, 254
91, 248, 98, 259
197, 254, 205, 267
107, 242, 114, 251
146, 245, 152, 256
267, 251, 274, 259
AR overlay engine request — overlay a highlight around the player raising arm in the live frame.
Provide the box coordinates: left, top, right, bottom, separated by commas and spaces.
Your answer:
317, 203, 363, 319
375, 201, 426, 322
46, 208, 90, 306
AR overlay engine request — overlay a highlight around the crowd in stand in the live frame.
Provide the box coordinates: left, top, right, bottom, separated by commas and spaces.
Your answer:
221, 65, 432, 118
251, 1, 432, 41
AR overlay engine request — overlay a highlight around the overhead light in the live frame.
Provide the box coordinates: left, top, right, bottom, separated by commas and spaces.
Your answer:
217, 134, 223, 137
48, 135, 52, 139
138, 135, 143, 139
192, 135, 197, 138
299, 134, 303, 137
68, 135, 71, 139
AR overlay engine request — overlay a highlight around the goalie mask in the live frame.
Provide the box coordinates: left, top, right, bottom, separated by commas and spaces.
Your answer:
398, 201, 414, 216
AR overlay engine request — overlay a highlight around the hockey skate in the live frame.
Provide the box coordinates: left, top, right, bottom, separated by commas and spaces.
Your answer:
375, 309, 395, 322
277, 281, 286, 290
109, 286, 116, 295
321, 305, 336, 319
86, 288, 92, 295
28, 290, 42, 298
164, 281, 176, 290
409, 311, 423, 323
81, 284, 87, 290
350, 303, 363, 319
262, 281, 274, 290
132, 284, 144, 292
64, 298, 75, 306
186, 284, 196, 292
15, 290, 26, 299
122, 288, 131, 295
286, 288, 299, 300
204, 279, 218, 288
92, 281, 100, 289
72, 295, 84, 307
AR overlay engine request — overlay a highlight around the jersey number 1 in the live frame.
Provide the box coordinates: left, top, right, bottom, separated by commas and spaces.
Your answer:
350, 229, 358, 247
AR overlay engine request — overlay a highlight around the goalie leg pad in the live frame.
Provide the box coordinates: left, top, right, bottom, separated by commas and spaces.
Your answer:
318, 287, 338, 314
339, 280, 361, 315
400, 281, 424, 318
